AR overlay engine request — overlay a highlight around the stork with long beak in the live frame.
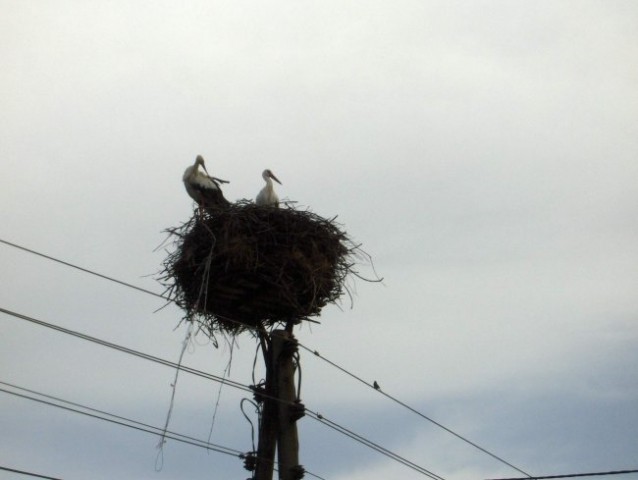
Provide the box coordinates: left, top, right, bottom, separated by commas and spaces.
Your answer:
255, 169, 282, 207
183, 155, 230, 210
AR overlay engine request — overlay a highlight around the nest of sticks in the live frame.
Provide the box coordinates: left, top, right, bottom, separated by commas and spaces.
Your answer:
160, 201, 370, 335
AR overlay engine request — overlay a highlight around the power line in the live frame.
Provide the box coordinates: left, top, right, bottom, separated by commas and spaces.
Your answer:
12, 233, 631, 480
486, 470, 638, 480
0, 380, 242, 456
0, 238, 166, 300
0, 381, 328, 480
0, 386, 242, 456
306, 409, 444, 480
0, 307, 252, 394
1, 307, 434, 479
0, 465, 63, 480
0, 240, 525, 469
0, 237, 320, 325
0, 238, 524, 477
299, 344, 532, 478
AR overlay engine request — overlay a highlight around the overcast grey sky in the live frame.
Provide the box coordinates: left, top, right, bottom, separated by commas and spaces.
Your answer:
1, 1, 637, 479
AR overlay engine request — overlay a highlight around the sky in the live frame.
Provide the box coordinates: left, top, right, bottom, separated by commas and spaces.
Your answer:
1, 1, 637, 479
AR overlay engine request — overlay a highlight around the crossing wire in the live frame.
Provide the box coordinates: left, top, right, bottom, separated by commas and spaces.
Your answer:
0, 307, 437, 479
305, 409, 444, 480
0, 380, 242, 456
0, 306, 252, 393
3, 240, 634, 480
0, 381, 328, 480
0, 386, 242, 456
299, 344, 532, 478
0, 238, 524, 476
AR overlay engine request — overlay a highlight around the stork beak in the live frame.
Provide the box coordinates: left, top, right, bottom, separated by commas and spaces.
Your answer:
269, 171, 282, 185
199, 160, 229, 183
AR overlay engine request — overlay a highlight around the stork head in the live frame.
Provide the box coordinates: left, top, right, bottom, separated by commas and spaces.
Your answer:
195, 155, 209, 174
263, 169, 282, 185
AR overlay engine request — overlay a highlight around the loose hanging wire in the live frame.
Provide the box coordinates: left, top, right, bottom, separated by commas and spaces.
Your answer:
2, 239, 531, 478
2, 308, 438, 479
207, 347, 234, 449
240, 398, 260, 454
293, 350, 302, 400
155, 320, 196, 471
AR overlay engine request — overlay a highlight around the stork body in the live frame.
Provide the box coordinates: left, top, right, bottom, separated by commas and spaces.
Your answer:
256, 169, 282, 207
183, 155, 230, 209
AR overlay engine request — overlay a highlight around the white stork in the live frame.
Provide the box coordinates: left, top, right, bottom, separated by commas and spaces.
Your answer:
255, 169, 282, 207
183, 155, 230, 210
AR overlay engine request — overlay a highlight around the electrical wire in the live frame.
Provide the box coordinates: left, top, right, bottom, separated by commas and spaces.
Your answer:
0, 384, 243, 457
0, 238, 165, 300
486, 470, 638, 480
0, 380, 242, 456
0, 239, 530, 471
299, 344, 532, 478
0, 239, 526, 478
0, 465, 63, 480
305, 409, 445, 480
0, 381, 328, 480
0, 307, 252, 394
1, 307, 417, 479
0, 237, 321, 325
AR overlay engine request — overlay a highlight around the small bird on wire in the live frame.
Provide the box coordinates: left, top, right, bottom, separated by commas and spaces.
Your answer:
183, 155, 230, 211
373, 381, 380, 390
256, 169, 282, 207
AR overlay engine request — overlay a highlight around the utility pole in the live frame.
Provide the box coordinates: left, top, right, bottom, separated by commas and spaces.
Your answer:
254, 331, 278, 480
274, 329, 302, 480
253, 329, 304, 480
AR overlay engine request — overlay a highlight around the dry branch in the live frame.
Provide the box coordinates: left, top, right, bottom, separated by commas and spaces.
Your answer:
160, 201, 366, 336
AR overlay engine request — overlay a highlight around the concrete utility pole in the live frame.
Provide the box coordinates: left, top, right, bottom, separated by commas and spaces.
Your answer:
253, 329, 303, 480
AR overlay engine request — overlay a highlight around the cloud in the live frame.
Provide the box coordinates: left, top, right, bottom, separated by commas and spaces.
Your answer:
1, 1, 637, 478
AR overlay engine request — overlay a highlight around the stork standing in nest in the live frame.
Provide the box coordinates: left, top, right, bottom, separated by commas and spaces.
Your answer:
256, 169, 282, 207
183, 155, 230, 212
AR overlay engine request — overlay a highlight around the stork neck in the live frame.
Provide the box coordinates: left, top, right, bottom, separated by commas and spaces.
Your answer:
265, 177, 274, 190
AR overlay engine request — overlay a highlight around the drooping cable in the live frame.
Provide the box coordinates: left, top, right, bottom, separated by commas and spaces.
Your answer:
1, 239, 525, 478
1, 307, 429, 479
300, 344, 532, 478
0, 307, 252, 394
305, 409, 445, 480
0, 381, 328, 480
0, 238, 534, 476
0, 382, 243, 457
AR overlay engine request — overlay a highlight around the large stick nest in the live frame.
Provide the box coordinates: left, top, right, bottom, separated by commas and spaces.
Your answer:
160, 201, 368, 335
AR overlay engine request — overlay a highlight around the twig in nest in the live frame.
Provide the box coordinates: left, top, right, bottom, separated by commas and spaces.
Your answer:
159, 201, 379, 336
